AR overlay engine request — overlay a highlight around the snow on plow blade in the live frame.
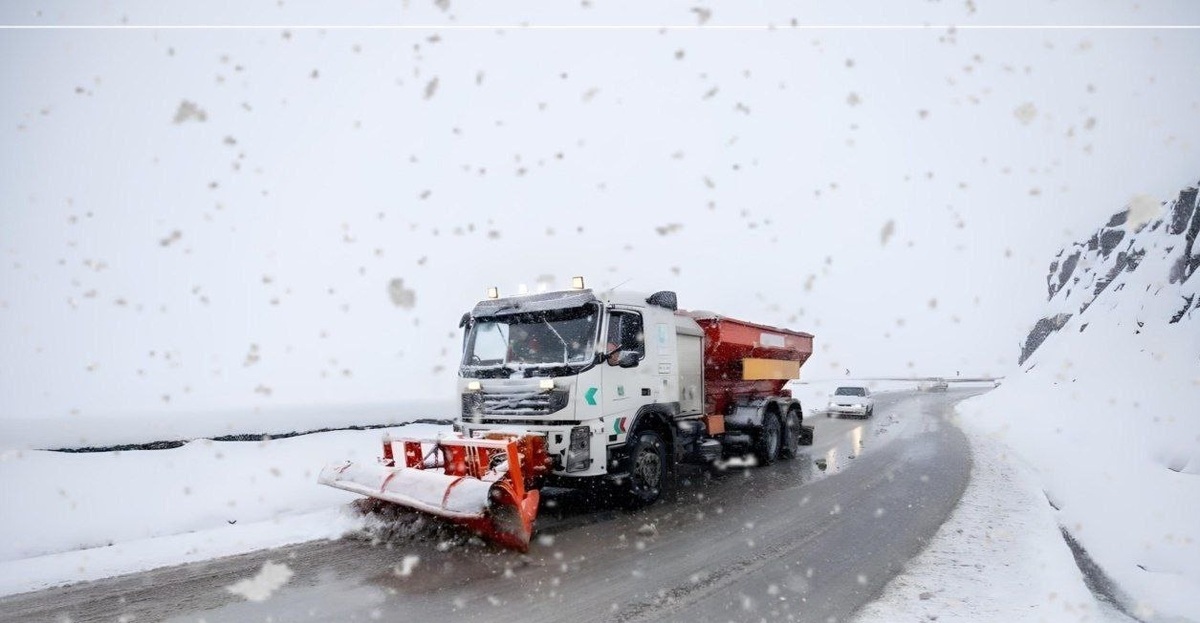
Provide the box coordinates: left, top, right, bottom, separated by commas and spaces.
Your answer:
319, 432, 548, 552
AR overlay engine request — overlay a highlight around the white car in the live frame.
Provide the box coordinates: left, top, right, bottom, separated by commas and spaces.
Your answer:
918, 378, 949, 392
827, 386, 874, 418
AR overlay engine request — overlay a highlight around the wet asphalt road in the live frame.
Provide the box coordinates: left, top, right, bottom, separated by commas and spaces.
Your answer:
0, 389, 984, 623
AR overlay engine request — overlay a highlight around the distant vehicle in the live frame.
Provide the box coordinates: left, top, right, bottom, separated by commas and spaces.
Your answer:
827, 386, 874, 418
919, 378, 949, 392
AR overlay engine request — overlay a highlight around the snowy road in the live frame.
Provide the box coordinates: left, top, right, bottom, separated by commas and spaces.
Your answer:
0, 389, 983, 623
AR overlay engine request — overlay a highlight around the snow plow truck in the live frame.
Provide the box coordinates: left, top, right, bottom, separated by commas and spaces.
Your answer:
319, 279, 815, 551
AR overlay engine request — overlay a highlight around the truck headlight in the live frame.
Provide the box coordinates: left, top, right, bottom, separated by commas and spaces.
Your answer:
565, 425, 592, 472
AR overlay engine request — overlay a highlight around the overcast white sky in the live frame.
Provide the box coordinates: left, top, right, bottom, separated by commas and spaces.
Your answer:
2, 2, 1198, 421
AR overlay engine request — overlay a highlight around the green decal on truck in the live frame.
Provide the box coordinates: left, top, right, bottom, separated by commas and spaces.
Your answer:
584, 386, 598, 406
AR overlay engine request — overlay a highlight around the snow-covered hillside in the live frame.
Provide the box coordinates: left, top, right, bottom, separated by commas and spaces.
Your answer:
958, 181, 1200, 620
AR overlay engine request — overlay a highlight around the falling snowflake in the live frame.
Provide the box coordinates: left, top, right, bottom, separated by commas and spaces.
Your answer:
225, 561, 293, 602
387, 278, 417, 309
159, 230, 182, 247
1013, 102, 1037, 125
244, 344, 260, 367
394, 554, 420, 577
1126, 194, 1162, 230
172, 100, 207, 124
880, 220, 895, 246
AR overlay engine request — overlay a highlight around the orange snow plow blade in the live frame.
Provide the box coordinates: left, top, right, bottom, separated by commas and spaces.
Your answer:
319, 432, 548, 552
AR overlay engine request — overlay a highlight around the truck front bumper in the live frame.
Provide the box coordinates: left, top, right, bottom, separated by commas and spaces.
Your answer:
457, 421, 607, 478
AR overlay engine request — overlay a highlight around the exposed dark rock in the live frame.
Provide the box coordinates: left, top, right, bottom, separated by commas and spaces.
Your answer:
1098, 228, 1126, 257
1168, 186, 1197, 235
1105, 209, 1129, 228
1050, 250, 1081, 299
1059, 527, 1137, 618
1126, 247, 1146, 272
1047, 258, 1061, 298
1175, 187, 1200, 283
1089, 248, 1146, 303
1171, 295, 1196, 324
1020, 313, 1072, 365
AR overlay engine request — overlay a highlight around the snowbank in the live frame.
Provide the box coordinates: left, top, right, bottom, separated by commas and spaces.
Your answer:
0, 422, 450, 596
958, 324, 1200, 620
854, 415, 1125, 623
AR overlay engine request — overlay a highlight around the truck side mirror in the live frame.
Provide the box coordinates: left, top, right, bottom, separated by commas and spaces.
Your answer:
616, 351, 640, 368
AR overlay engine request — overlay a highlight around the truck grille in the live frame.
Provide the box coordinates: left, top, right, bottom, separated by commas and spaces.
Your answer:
462, 389, 569, 418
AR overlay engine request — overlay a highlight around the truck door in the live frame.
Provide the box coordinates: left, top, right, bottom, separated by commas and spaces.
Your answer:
600, 309, 652, 439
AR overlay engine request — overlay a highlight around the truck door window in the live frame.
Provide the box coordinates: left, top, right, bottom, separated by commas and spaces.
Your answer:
607, 311, 645, 358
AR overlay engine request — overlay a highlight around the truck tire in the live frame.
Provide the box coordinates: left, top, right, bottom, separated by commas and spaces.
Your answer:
753, 411, 782, 466
779, 406, 802, 460
626, 430, 667, 508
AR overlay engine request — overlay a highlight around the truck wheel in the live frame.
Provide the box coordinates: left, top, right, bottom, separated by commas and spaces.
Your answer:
780, 407, 802, 460
626, 430, 667, 508
753, 411, 782, 466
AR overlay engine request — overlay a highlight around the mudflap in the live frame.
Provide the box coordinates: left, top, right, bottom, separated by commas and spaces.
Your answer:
799, 424, 815, 446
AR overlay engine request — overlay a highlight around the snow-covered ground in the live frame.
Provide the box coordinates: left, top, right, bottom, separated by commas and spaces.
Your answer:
855, 415, 1127, 623
0, 421, 449, 597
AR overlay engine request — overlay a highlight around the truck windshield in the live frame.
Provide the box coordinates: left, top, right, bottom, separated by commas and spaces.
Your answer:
463, 305, 599, 371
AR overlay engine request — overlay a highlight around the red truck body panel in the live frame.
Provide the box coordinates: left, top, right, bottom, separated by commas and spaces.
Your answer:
682, 312, 814, 418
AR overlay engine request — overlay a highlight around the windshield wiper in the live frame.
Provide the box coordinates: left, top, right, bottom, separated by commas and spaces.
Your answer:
542, 318, 571, 365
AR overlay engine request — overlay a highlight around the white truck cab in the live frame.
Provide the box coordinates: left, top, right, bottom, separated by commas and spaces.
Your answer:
457, 287, 699, 486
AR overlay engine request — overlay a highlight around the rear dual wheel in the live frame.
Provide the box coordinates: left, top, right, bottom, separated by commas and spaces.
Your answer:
753, 412, 782, 465
780, 407, 802, 459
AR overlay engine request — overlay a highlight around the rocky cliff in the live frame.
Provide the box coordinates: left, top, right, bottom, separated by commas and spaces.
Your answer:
1019, 182, 1200, 365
